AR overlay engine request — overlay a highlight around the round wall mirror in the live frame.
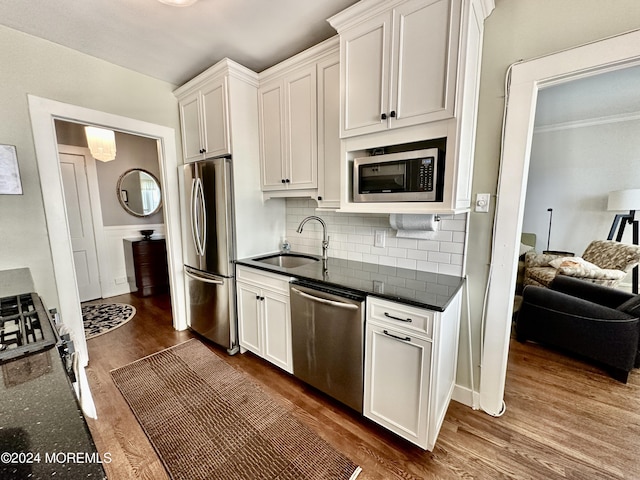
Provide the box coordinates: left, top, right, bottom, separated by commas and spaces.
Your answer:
117, 168, 162, 217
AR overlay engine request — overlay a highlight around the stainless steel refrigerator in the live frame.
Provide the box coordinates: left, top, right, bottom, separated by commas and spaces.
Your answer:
183, 156, 239, 354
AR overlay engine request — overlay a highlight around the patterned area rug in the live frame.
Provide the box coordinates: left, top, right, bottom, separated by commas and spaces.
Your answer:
82, 303, 136, 339
111, 339, 362, 480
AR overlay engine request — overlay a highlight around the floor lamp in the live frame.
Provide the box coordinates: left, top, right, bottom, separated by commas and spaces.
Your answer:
607, 189, 640, 294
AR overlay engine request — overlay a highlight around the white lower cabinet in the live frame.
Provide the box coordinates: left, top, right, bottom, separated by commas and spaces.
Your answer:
236, 266, 292, 373
365, 323, 432, 445
364, 292, 462, 450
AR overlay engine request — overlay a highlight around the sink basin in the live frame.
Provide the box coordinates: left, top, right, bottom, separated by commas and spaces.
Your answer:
253, 253, 320, 268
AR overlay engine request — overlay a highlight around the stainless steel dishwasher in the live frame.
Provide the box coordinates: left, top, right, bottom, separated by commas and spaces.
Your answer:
290, 279, 365, 412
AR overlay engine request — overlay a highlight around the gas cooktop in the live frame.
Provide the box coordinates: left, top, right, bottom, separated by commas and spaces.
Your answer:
0, 293, 57, 363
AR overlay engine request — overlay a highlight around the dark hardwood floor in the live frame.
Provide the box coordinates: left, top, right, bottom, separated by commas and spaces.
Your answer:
84, 293, 640, 479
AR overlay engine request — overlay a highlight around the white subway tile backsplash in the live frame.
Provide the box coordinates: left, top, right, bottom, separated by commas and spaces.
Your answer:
407, 249, 428, 261
397, 258, 418, 270
397, 238, 418, 250
438, 263, 463, 276
440, 242, 464, 254
284, 199, 467, 276
428, 251, 451, 264
379, 256, 397, 267
388, 247, 407, 258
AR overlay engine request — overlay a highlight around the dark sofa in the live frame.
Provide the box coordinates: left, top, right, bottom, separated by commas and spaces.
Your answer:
516, 275, 640, 382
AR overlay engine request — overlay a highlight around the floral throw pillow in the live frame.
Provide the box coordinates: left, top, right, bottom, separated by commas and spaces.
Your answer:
548, 256, 599, 270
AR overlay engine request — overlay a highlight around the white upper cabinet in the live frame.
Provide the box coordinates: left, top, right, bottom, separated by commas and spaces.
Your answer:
258, 64, 317, 192
258, 38, 339, 201
178, 75, 230, 162
329, 0, 494, 214
316, 52, 341, 209
336, 0, 459, 138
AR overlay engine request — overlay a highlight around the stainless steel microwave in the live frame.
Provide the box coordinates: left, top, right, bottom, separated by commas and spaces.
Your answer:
353, 148, 443, 202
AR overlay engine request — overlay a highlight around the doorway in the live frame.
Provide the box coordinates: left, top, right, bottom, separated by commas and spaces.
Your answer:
28, 95, 186, 368
480, 29, 640, 416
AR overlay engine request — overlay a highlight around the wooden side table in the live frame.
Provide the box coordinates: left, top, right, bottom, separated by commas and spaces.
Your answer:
124, 238, 169, 296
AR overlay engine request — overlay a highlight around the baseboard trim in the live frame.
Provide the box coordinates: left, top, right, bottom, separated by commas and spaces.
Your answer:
452, 384, 481, 410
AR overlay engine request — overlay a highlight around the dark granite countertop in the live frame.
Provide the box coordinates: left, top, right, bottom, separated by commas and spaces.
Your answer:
236, 252, 464, 312
0, 348, 106, 479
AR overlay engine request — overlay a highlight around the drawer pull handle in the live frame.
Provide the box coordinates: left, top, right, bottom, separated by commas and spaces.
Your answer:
384, 312, 412, 323
383, 330, 410, 342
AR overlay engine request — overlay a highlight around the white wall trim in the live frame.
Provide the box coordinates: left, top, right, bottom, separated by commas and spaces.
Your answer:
479, 29, 640, 416
28, 95, 186, 367
452, 384, 480, 410
534, 109, 640, 134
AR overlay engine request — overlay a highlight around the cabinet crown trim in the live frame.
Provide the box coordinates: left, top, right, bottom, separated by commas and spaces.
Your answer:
174, 58, 259, 98
328, 0, 409, 31
258, 36, 339, 84
329, 0, 494, 32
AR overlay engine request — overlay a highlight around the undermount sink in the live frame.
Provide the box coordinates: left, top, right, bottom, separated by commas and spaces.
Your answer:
253, 253, 320, 269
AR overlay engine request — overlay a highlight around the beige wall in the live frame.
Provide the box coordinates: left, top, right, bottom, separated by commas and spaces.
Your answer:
463, 1, 640, 391
0, 25, 180, 307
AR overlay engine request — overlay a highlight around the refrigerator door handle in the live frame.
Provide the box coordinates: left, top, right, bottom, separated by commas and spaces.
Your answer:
196, 177, 207, 256
190, 178, 201, 257
192, 177, 207, 257
185, 266, 224, 285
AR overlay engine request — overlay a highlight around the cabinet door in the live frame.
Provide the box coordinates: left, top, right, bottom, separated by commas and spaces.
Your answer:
340, 11, 392, 137
317, 55, 341, 208
258, 81, 286, 190
364, 323, 431, 448
391, 0, 457, 128
236, 282, 262, 355
262, 290, 292, 373
284, 65, 317, 190
179, 91, 204, 163
200, 77, 230, 157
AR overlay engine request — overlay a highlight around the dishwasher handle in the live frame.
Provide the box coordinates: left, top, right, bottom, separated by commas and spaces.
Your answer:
290, 287, 359, 310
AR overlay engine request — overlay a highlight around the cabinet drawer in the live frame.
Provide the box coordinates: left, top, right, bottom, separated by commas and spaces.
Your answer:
236, 266, 291, 295
367, 297, 433, 338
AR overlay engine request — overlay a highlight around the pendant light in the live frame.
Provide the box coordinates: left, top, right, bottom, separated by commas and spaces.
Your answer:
85, 126, 117, 162
157, 0, 199, 6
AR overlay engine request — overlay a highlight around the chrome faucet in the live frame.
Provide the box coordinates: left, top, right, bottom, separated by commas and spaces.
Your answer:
296, 216, 329, 261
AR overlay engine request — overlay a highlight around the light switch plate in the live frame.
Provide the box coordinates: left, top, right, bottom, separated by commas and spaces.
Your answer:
475, 193, 490, 213
374, 229, 386, 247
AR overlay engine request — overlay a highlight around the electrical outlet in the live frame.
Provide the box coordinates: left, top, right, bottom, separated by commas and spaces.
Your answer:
475, 193, 491, 213
374, 229, 386, 247
373, 280, 384, 293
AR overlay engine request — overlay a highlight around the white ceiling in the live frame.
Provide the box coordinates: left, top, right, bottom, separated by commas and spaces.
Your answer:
0, 0, 358, 86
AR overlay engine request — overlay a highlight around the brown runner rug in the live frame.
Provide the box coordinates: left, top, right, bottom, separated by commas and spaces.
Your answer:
111, 339, 361, 480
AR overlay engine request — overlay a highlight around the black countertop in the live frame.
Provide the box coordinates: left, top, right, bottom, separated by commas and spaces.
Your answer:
0, 348, 106, 479
236, 252, 464, 312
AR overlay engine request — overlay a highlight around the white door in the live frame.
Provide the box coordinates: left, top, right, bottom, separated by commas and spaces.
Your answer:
59, 152, 102, 302
340, 11, 391, 137
364, 323, 431, 448
236, 281, 262, 355
201, 77, 230, 158
262, 290, 292, 373
391, 0, 457, 128
284, 65, 317, 190
258, 80, 286, 190
179, 91, 204, 163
